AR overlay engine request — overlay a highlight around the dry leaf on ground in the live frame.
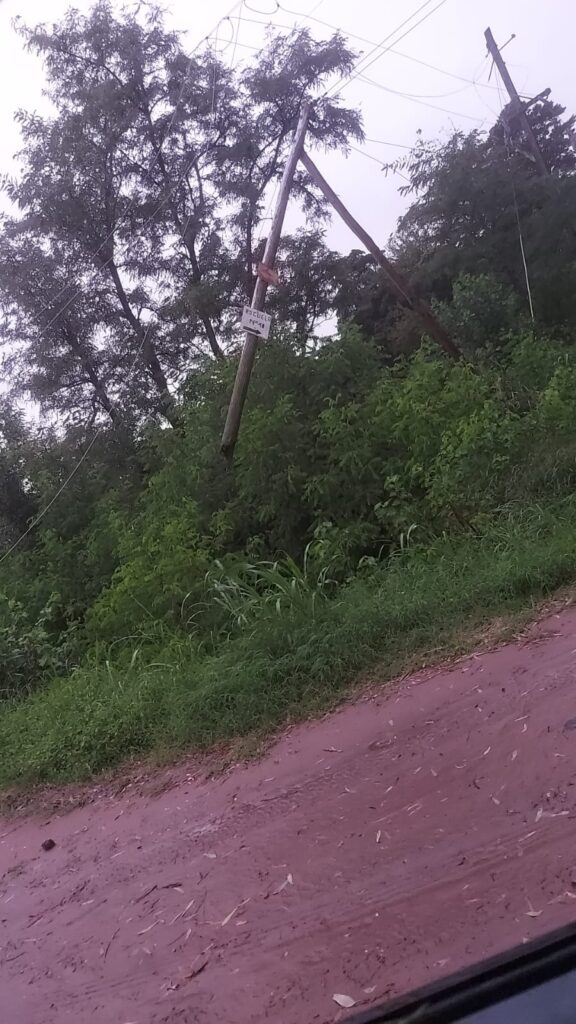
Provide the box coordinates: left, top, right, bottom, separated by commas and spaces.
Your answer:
333, 993, 356, 1008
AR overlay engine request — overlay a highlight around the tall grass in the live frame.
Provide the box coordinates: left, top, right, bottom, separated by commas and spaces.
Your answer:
204, 545, 336, 633
1, 497, 576, 787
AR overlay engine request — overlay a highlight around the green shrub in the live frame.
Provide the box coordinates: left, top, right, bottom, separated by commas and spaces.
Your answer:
5, 328, 576, 783
0, 594, 69, 699
2, 495, 576, 784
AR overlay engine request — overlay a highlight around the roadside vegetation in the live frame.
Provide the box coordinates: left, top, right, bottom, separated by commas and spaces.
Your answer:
1, 3, 576, 785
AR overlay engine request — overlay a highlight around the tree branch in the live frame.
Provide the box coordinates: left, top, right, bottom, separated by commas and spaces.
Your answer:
134, 78, 225, 361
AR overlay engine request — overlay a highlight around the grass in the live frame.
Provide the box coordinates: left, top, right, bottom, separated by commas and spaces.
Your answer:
1, 496, 576, 788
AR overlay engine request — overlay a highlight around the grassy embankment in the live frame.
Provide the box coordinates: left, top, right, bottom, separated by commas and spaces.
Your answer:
0, 497, 575, 788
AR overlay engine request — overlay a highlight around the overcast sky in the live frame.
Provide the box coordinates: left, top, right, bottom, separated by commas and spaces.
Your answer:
0, 0, 574, 253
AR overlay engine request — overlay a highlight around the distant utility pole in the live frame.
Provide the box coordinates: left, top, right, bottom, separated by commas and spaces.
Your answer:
300, 150, 462, 361
220, 102, 311, 457
484, 27, 549, 177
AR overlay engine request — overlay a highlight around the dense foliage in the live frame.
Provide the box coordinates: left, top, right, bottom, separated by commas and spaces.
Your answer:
4, 326, 576, 699
2, 2, 576, 781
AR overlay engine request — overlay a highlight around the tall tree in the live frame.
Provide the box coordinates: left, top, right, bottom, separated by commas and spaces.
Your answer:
0, 2, 362, 426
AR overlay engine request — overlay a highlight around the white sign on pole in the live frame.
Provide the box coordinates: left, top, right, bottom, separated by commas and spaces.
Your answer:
240, 305, 272, 340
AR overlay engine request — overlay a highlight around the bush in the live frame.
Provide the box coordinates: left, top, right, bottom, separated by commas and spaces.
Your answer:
2, 495, 576, 784
0, 594, 69, 699
5, 328, 576, 783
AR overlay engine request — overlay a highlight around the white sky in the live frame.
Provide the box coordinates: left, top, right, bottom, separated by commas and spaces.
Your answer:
0, 0, 574, 253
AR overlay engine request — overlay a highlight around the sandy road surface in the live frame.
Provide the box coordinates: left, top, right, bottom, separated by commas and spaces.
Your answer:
2, 609, 576, 1023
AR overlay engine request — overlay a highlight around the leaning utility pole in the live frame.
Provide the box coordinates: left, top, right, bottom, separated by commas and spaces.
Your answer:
300, 150, 462, 361
221, 102, 310, 457
484, 27, 549, 177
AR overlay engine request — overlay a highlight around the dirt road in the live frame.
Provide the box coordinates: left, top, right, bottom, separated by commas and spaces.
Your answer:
2, 609, 576, 1024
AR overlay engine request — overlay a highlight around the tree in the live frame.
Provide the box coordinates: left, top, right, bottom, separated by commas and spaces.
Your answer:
388, 98, 576, 336
264, 230, 341, 344
0, 2, 362, 426
0, 225, 124, 427
330, 249, 411, 358
0, 402, 37, 548
493, 94, 576, 176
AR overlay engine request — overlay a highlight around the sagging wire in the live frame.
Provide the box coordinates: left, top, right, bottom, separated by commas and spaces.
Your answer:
0, 319, 156, 566
357, 71, 484, 122
495, 73, 535, 321
324, 0, 451, 101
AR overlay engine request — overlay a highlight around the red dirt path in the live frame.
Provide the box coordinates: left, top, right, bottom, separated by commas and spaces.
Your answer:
2, 609, 576, 1024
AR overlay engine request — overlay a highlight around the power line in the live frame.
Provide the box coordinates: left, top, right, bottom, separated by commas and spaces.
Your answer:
373, 82, 472, 101
346, 0, 453, 88
242, 0, 280, 12
227, 4, 484, 145
511, 172, 535, 321
472, 64, 502, 120
325, 0, 452, 100
365, 137, 413, 150
349, 143, 388, 166
494, 74, 535, 321
0, 431, 104, 565
227, 0, 505, 132
210, 20, 221, 116
471, 53, 535, 126
349, 144, 411, 181
323, 0, 440, 98
383, 47, 500, 92
358, 72, 484, 123
255, 174, 282, 249
230, 3, 242, 65
227, 38, 260, 53
277, 2, 500, 92
0, 320, 155, 565
210, 14, 236, 54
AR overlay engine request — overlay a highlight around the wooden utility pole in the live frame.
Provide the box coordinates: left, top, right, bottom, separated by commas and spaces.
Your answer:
220, 103, 310, 456
484, 27, 549, 177
300, 150, 462, 361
